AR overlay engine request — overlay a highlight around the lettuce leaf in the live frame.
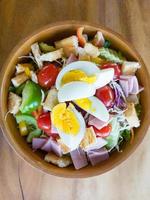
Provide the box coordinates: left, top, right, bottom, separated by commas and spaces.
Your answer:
99, 47, 125, 63
121, 129, 131, 142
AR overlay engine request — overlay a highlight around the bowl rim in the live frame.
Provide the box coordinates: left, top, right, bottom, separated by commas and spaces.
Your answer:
0, 20, 150, 178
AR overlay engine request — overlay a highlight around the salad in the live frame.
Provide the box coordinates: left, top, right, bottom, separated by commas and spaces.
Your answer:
7, 27, 143, 169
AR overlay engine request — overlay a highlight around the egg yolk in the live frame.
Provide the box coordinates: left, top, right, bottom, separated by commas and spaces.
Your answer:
51, 103, 80, 135
61, 70, 96, 85
75, 98, 92, 110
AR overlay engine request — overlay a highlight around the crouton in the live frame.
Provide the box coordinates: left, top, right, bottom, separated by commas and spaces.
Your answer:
31, 43, 43, 68
30, 71, 38, 83
80, 127, 97, 150
124, 102, 140, 128
40, 48, 63, 62
92, 31, 105, 47
57, 139, 71, 154
11, 73, 29, 87
84, 43, 99, 57
43, 88, 58, 111
44, 152, 72, 168
55, 36, 78, 57
122, 61, 140, 75
8, 92, 22, 114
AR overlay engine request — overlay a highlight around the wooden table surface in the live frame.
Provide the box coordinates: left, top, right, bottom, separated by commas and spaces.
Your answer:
0, 0, 150, 199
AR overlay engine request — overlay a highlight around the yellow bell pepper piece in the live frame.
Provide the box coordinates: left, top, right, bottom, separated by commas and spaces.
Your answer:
19, 121, 28, 136
24, 67, 31, 77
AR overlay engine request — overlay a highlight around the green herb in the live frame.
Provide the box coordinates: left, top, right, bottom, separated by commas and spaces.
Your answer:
104, 40, 111, 48
99, 47, 126, 63
135, 104, 142, 118
121, 129, 131, 142
39, 42, 55, 53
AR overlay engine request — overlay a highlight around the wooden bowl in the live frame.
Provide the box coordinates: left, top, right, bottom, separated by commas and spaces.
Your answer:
0, 21, 150, 178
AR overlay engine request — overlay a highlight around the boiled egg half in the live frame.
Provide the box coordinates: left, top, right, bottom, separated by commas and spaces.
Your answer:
58, 81, 96, 102
74, 96, 109, 122
51, 103, 86, 150
55, 61, 114, 90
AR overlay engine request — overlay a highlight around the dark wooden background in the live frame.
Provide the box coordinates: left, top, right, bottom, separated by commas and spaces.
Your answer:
0, 1, 150, 200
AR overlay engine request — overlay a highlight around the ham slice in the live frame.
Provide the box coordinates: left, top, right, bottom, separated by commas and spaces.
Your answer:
87, 147, 109, 166
119, 75, 140, 97
70, 147, 88, 169
88, 115, 108, 130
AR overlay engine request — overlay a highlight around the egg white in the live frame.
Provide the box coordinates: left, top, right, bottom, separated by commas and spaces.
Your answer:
74, 96, 109, 122
58, 81, 96, 102
94, 68, 114, 89
55, 104, 86, 150
55, 61, 100, 89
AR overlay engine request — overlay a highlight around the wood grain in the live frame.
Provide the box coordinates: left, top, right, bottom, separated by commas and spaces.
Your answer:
0, 0, 150, 199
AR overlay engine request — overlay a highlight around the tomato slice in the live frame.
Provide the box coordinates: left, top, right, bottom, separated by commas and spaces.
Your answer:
37, 112, 52, 136
93, 124, 112, 138
100, 63, 121, 79
37, 64, 59, 89
96, 85, 115, 107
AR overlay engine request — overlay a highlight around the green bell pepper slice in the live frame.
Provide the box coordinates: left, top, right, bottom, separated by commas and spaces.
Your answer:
16, 83, 26, 96
15, 114, 42, 142
27, 129, 42, 143
15, 114, 38, 129
20, 81, 42, 114
39, 42, 55, 53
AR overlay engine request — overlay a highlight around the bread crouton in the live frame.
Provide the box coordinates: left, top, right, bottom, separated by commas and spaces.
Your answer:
122, 61, 140, 75
8, 92, 22, 114
125, 102, 140, 128
84, 43, 99, 57
43, 88, 58, 111
92, 31, 105, 47
44, 152, 72, 168
55, 36, 78, 57
31, 43, 43, 68
80, 127, 97, 150
40, 48, 63, 62
11, 73, 29, 87
57, 139, 71, 154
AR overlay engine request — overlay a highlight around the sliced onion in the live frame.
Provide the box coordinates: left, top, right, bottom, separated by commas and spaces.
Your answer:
41, 138, 52, 152
32, 138, 47, 150
51, 139, 62, 157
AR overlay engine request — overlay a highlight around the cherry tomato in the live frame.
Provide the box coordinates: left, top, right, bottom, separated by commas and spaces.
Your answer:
37, 64, 59, 89
96, 85, 115, 107
100, 63, 121, 79
37, 112, 51, 136
92, 124, 112, 138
